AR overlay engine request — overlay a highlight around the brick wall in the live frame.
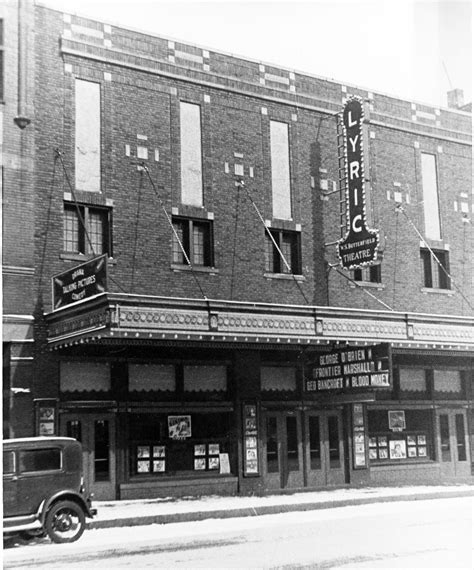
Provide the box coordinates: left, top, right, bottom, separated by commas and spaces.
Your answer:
32, 5, 472, 321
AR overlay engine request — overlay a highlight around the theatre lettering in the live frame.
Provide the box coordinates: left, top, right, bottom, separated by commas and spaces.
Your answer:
337, 97, 379, 269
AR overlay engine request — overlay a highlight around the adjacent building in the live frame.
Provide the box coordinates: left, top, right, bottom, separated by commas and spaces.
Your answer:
2, 0, 473, 500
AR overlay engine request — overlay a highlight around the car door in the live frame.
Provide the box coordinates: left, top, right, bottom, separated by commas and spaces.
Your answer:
16, 446, 63, 515
3, 449, 17, 517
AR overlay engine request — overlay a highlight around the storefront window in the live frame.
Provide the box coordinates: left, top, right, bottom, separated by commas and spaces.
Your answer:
94, 420, 110, 482
455, 414, 467, 462
286, 416, 299, 471
129, 412, 233, 476
266, 416, 278, 473
439, 414, 451, 461
433, 370, 464, 400
328, 415, 341, 468
399, 368, 428, 399
308, 416, 321, 470
367, 409, 433, 462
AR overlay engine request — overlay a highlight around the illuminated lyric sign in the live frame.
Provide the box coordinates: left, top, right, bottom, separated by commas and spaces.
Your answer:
337, 97, 379, 269
52, 255, 107, 310
306, 344, 390, 393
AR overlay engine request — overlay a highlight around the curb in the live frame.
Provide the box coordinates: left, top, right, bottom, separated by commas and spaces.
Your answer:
88, 489, 474, 530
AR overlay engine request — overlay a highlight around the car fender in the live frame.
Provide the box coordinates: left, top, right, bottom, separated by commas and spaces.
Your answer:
40, 491, 94, 523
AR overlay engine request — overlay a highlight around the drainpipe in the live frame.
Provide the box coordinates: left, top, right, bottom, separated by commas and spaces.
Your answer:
13, 0, 31, 129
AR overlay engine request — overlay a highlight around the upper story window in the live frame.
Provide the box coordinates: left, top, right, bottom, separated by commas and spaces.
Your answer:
75, 79, 101, 192
265, 229, 301, 275
172, 216, 213, 267
63, 203, 111, 257
270, 121, 292, 220
180, 102, 203, 207
421, 153, 441, 240
353, 264, 381, 284
420, 248, 450, 289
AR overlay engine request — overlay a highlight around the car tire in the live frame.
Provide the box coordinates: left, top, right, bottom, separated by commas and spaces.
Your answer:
44, 500, 86, 543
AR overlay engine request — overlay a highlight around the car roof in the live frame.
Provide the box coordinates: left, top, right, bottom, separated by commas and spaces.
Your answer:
3, 437, 78, 447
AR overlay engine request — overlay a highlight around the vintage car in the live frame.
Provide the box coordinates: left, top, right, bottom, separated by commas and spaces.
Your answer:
3, 437, 97, 543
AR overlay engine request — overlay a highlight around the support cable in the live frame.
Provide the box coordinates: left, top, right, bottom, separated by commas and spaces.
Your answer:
238, 179, 310, 305
396, 204, 473, 311
139, 162, 208, 300
331, 266, 394, 311
55, 148, 128, 294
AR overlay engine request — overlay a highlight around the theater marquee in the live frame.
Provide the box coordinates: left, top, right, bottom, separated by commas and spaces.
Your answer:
337, 97, 379, 269
306, 344, 391, 393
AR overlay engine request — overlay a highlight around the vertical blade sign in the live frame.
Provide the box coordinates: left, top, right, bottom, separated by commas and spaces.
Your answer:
337, 97, 379, 269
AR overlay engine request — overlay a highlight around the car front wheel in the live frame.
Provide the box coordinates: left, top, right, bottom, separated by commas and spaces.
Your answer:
44, 501, 86, 543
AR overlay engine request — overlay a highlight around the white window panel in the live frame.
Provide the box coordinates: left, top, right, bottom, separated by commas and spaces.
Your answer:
75, 79, 101, 192
180, 102, 203, 207
434, 369, 462, 393
399, 368, 426, 392
270, 121, 292, 220
421, 153, 441, 240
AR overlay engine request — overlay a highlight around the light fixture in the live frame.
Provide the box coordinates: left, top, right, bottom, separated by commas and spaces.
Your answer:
14, 115, 31, 129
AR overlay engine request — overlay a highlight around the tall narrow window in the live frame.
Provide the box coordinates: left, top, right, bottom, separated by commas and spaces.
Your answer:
172, 217, 213, 267
266, 416, 278, 473
63, 204, 110, 256
180, 102, 203, 207
328, 415, 341, 468
439, 414, 451, 462
420, 248, 450, 289
94, 420, 110, 482
309, 416, 321, 470
265, 229, 301, 274
270, 121, 292, 220
75, 79, 101, 192
455, 414, 467, 461
421, 153, 441, 240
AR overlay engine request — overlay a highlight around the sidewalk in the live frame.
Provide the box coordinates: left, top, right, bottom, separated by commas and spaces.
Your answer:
88, 483, 474, 530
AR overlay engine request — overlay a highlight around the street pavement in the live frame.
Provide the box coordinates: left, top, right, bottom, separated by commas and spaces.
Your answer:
89, 483, 474, 530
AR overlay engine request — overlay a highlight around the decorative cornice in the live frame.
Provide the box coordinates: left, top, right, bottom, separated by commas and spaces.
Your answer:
45, 294, 474, 352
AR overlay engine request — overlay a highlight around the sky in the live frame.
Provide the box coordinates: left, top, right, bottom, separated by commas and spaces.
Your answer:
41, 0, 472, 109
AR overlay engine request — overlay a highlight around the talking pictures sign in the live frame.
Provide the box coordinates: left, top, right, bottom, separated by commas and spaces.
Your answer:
337, 97, 379, 270
52, 255, 107, 310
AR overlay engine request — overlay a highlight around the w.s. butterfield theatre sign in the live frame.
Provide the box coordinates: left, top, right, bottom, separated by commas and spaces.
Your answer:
337, 96, 379, 269
52, 255, 107, 310
306, 344, 391, 393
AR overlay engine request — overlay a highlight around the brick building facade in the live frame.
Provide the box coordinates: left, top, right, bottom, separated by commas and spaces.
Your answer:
2, 1, 473, 500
